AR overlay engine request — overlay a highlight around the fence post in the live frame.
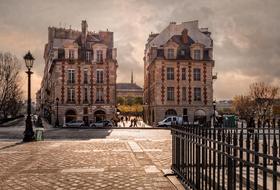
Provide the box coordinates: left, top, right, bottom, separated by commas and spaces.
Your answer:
227, 157, 234, 190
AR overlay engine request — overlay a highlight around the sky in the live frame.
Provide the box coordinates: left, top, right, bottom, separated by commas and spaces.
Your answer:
0, 0, 279, 100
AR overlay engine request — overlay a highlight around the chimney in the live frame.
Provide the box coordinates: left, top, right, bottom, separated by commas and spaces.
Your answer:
81, 20, 88, 47
81, 20, 88, 36
181, 29, 188, 44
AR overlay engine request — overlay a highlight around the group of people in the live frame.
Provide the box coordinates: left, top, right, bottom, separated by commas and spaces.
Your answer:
119, 116, 140, 127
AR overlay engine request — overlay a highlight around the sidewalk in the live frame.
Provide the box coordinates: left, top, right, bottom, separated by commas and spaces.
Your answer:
0, 138, 178, 189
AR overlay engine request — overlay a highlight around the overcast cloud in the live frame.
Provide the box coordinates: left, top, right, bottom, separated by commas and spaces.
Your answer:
0, 0, 279, 100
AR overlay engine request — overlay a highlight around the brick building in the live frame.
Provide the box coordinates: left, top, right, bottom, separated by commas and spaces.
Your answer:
143, 21, 215, 125
39, 20, 118, 125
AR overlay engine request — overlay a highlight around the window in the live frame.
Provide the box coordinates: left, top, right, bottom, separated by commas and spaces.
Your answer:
194, 87, 201, 101
84, 69, 88, 84
167, 67, 174, 80
96, 70, 103, 83
96, 88, 104, 102
182, 68, 186, 80
194, 49, 201, 60
69, 49, 75, 59
58, 49, 65, 59
181, 49, 185, 56
182, 87, 187, 101
96, 50, 103, 63
167, 87, 174, 101
83, 107, 88, 114
84, 87, 88, 102
167, 49, 175, 59
86, 51, 91, 62
193, 68, 201, 81
67, 88, 75, 102
68, 69, 75, 84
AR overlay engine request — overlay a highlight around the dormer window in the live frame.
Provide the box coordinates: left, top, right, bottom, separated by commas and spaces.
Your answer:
194, 49, 201, 60
69, 49, 75, 59
97, 50, 103, 63
167, 48, 175, 59
86, 51, 91, 62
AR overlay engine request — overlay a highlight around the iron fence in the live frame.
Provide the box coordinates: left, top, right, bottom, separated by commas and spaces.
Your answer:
171, 123, 280, 189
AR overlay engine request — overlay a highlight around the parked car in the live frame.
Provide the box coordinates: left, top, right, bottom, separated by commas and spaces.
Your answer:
64, 120, 85, 127
90, 120, 114, 127
157, 116, 183, 127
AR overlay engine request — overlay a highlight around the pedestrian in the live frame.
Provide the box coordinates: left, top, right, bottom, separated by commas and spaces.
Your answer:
133, 118, 137, 127
129, 119, 133, 127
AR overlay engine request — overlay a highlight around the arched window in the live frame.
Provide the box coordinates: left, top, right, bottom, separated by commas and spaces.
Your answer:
165, 109, 177, 117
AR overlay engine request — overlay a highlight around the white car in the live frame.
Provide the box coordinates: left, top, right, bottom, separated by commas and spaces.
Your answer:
157, 116, 183, 127
90, 120, 114, 127
64, 120, 85, 128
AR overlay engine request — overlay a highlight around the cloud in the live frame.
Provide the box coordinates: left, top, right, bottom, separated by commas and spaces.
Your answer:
0, 0, 279, 100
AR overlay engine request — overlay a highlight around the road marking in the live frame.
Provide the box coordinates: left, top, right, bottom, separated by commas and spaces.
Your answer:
144, 165, 160, 173
128, 141, 143, 153
61, 168, 104, 173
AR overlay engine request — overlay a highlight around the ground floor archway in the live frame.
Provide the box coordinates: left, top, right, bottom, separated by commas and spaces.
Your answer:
165, 109, 177, 117
94, 110, 106, 122
194, 109, 206, 124
65, 109, 77, 123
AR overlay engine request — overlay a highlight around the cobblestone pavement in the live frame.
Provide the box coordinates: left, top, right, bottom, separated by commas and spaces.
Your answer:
0, 135, 176, 189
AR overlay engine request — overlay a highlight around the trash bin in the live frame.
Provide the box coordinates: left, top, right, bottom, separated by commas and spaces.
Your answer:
35, 128, 44, 141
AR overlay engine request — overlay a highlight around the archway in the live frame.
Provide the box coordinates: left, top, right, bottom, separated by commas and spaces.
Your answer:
65, 109, 77, 123
165, 109, 177, 117
94, 110, 106, 122
194, 109, 206, 124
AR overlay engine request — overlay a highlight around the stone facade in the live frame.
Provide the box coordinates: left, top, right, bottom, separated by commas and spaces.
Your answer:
143, 21, 215, 125
39, 20, 118, 126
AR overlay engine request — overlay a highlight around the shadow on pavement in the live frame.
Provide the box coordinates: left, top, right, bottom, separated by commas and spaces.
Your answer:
0, 141, 24, 151
44, 128, 113, 140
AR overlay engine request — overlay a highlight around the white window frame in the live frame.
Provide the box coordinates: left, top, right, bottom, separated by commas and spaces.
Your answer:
96, 50, 103, 63
67, 88, 75, 102
182, 87, 187, 101
167, 87, 174, 101
193, 68, 201, 81
86, 51, 91, 62
69, 49, 75, 59
194, 87, 201, 101
194, 49, 201, 60
96, 69, 104, 84
96, 88, 104, 102
167, 67, 174, 80
68, 69, 75, 83
167, 48, 175, 59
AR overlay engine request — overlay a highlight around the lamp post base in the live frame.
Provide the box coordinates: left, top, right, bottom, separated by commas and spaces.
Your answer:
23, 116, 35, 142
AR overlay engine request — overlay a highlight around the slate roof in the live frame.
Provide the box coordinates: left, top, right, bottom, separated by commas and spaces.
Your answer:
148, 21, 212, 49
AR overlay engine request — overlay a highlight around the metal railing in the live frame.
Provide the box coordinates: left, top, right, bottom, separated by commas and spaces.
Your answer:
171, 123, 280, 189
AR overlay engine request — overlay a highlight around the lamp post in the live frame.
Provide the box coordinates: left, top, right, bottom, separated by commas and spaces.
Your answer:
23, 51, 35, 142
213, 100, 216, 127
55, 97, 59, 127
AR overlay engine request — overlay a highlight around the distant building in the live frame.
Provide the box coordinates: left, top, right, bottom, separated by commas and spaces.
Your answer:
143, 21, 215, 125
116, 71, 143, 99
39, 20, 118, 125
216, 100, 233, 113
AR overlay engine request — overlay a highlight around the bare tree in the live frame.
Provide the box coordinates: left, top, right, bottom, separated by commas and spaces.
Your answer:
0, 52, 23, 119
233, 82, 279, 125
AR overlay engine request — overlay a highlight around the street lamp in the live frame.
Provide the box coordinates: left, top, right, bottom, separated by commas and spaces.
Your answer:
23, 51, 35, 142
213, 100, 216, 127
55, 97, 59, 127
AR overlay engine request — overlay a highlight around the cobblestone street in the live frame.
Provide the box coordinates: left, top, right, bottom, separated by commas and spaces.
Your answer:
0, 129, 177, 190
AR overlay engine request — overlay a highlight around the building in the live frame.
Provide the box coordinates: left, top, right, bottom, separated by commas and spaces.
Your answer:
40, 20, 118, 125
116, 71, 143, 100
143, 21, 215, 125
